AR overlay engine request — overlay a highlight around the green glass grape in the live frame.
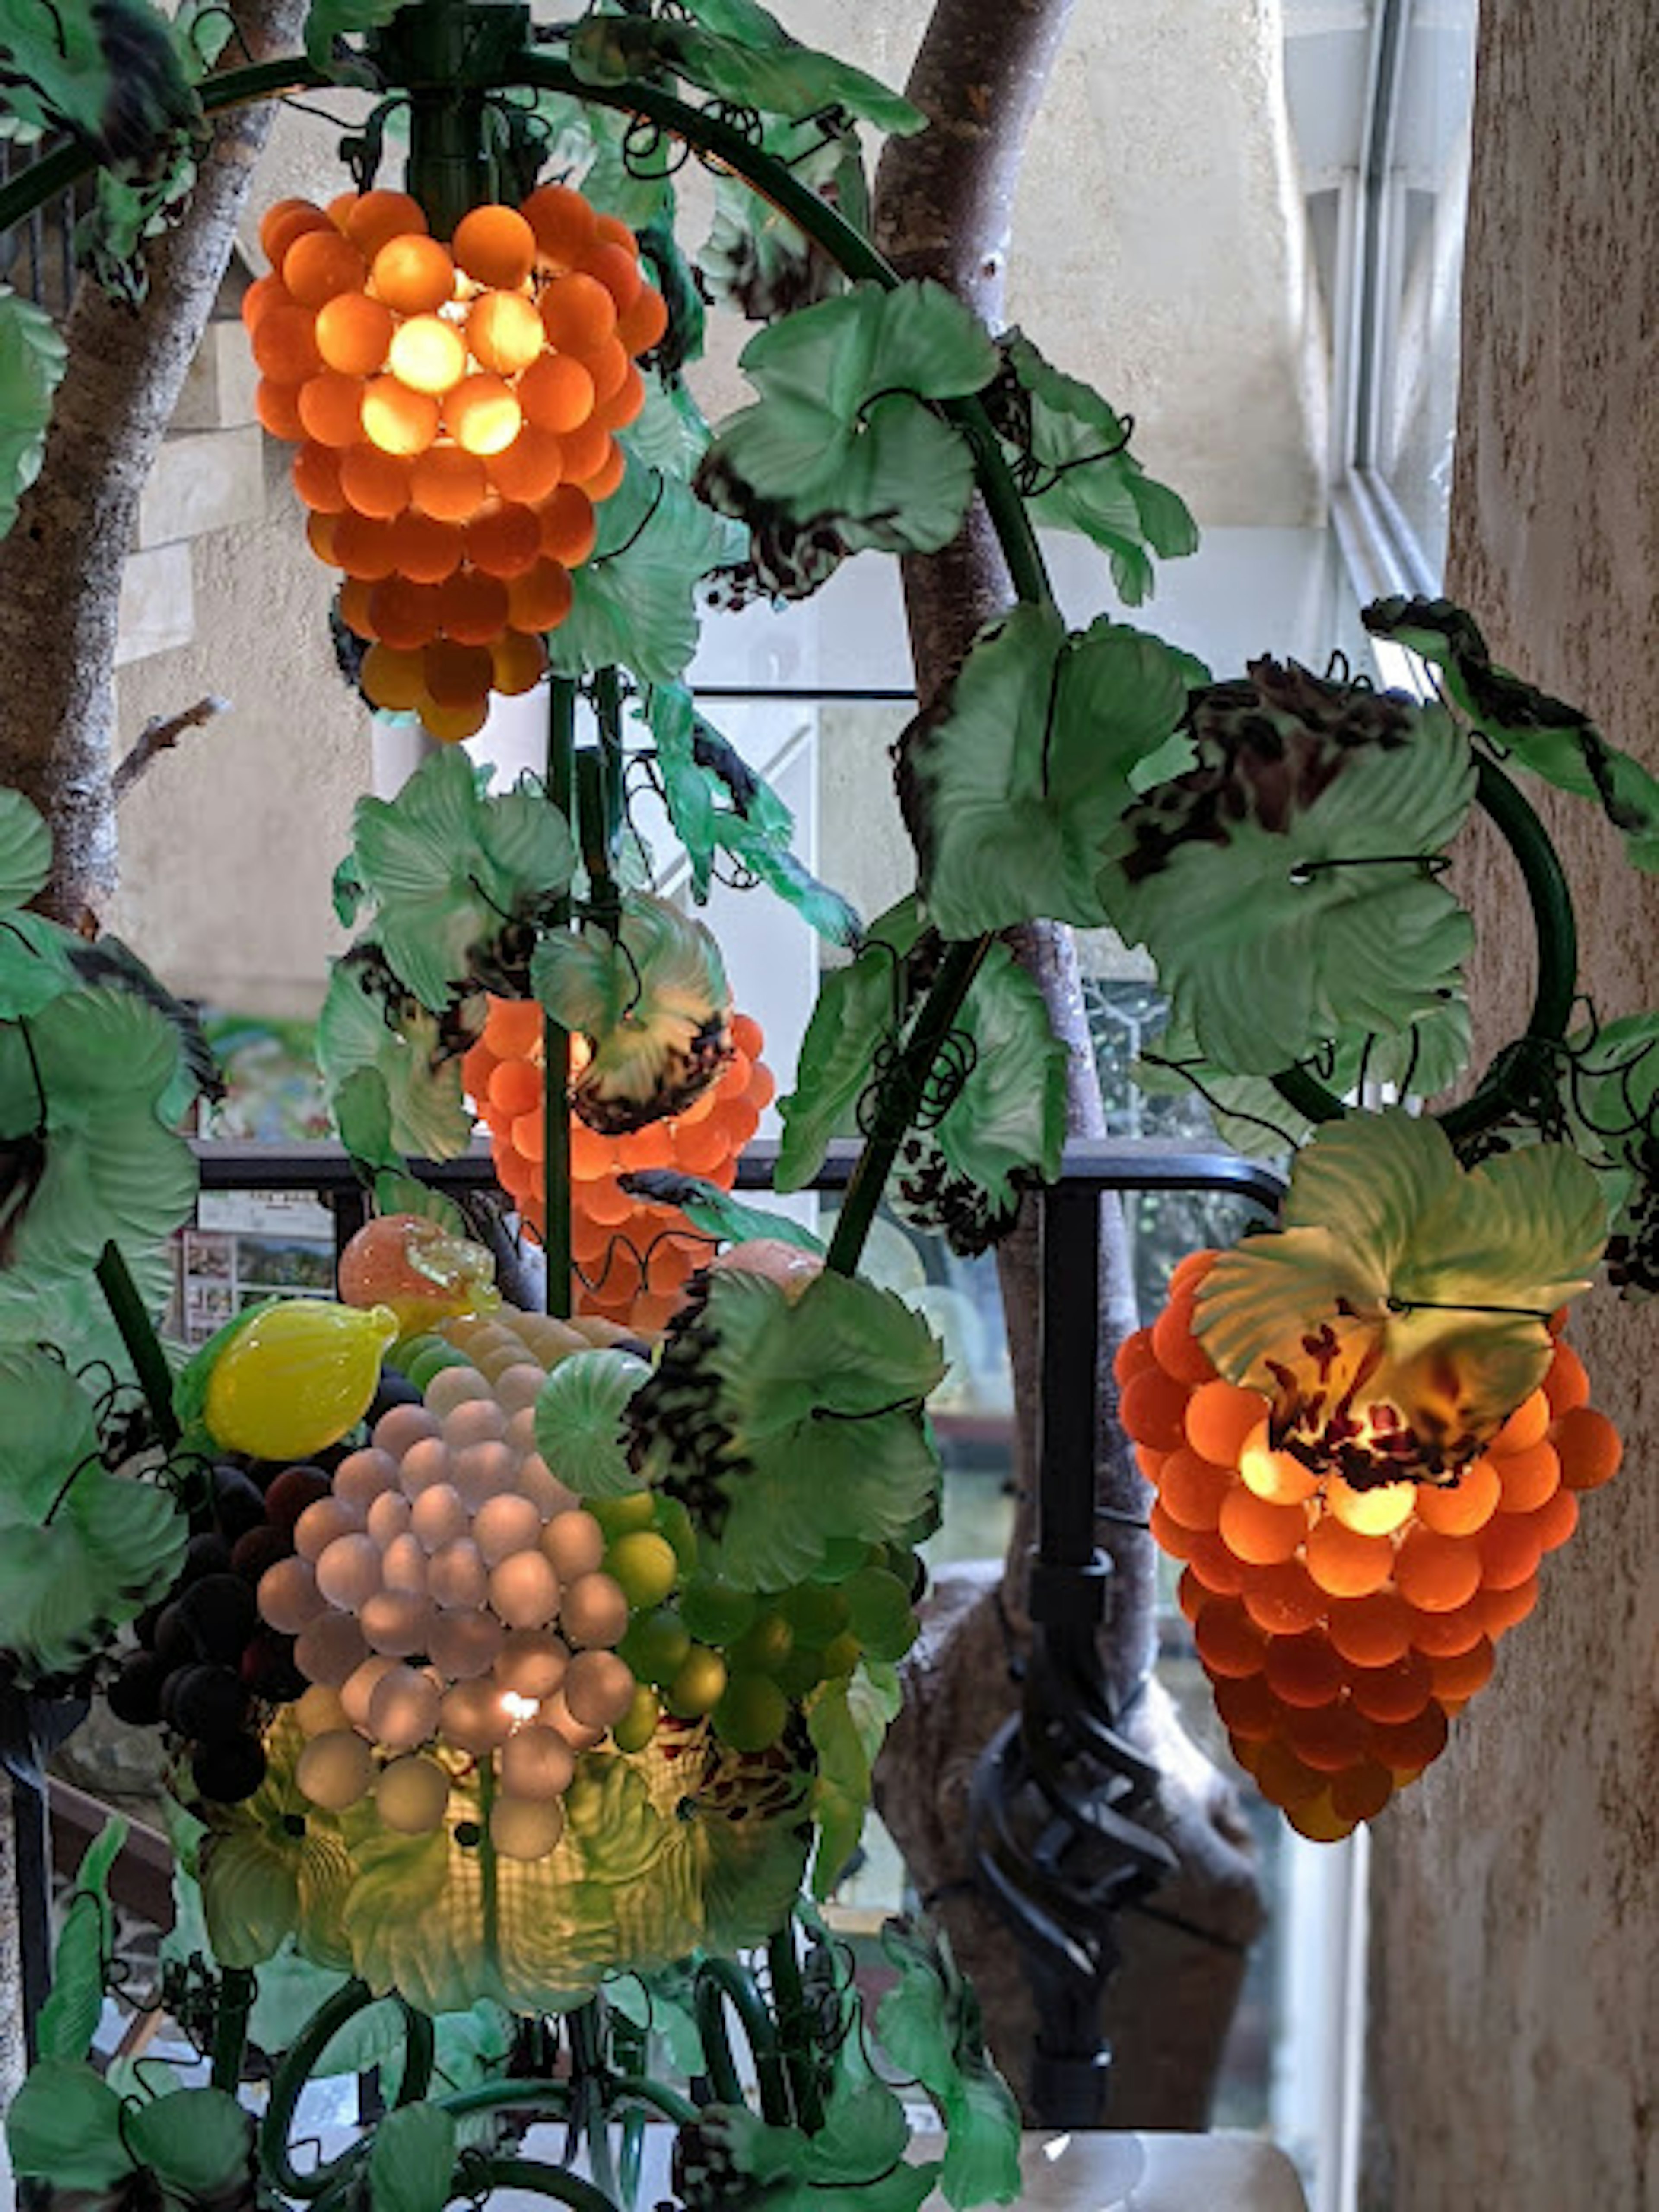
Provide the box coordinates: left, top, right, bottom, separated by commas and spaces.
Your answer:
773, 1645, 827, 1701
606, 1529, 680, 1610
666, 1644, 728, 1718
714, 1672, 789, 1754
780, 1582, 849, 1648
731, 1611, 793, 1675
808, 1536, 878, 1584
591, 1490, 659, 1537
653, 1494, 699, 1574
679, 1576, 757, 1645
619, 1606, 692, 1687
612, 1684, 661, 1754
843, 1567, 918, 1661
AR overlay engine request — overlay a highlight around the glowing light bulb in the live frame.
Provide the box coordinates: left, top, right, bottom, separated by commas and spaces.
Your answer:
388, 312, 468, 395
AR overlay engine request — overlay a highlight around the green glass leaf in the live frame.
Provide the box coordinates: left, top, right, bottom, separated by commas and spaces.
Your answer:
567, 10, 923, 135
707, 2016, 937, 2210
126, 2088, 255, 2202
0, 786, 50, 908
0, 289, 65, 545
5, 2057, 131, 2190
620, 1168, 826, 1255
37, 1816, 127, 2063
776, 896, 925, 1191
1101, 664, 1478, 1077
1364, 594, 1659, 871
0, 1348, 185, 1681
0, 0, 198, 159
350, 747, 573, 1010
0, 909, 75, 1020
198, 1714, 355, 1970
995, 331, 1198, 605
697, 281, 995, 559
1196, 1111, 1607, 1479
531, 893, 731, 1133
317, 958, 476, 1162
75, 152, 200, 306
368, 2101, 458, 2212
937, 941, 1068, 1212
1133, 997, 1474, 1159
899, 603, 1192, 939
534, 1348, 651, 1500
629, 1268, 945, 1589
49, 926, 221, 1122
877, 1917, 1022, 2209
550, 451, 745, 686
699, 109, 859, 321
716, 816, 863, 948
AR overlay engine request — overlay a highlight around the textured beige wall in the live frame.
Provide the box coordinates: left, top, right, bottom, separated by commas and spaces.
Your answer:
1364, 8, 1659, 2209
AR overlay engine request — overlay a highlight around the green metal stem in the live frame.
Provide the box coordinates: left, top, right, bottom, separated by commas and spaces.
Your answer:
439, 2076, 570, 2121
617, 2106, 646, 2212
544, 676, 578, 1317
1269, 755, 1580, 1142
693, 1957, 792, 2125
610, 2074, 699, 2128
94, 1241, 180, 1448
259, 1977, 381, 2198
209, 1964, 255, 2092
568, 1999, 620, 2207
765, 1920, 826, 2133
826, 936, 992, 1275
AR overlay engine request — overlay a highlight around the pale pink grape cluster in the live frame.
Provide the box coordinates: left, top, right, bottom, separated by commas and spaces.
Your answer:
256, 1360, 635, 1860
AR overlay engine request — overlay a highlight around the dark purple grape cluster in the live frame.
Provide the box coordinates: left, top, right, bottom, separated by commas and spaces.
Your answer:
104, 1369, 422, 1803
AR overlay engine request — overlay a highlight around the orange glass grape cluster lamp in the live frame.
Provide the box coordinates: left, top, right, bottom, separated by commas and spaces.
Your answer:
245, 180, 666, 741
1121, 1118, 1623, 1843
463, 997, 775, 1332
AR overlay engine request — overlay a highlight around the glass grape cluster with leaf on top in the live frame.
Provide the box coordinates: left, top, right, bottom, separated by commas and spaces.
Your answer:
0, 0, 1656, 2206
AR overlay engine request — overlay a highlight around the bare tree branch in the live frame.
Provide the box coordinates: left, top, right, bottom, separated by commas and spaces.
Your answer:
112, 694, 229, 802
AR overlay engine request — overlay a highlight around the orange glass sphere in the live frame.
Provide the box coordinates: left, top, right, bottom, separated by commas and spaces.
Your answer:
315, 289, 394, 376
361, 376, 441, 458
445, 375, 523, 458
346, 190, 429, 260
468, 289, 546, 376
452, 203, 537, 289
410, 444, 489, 521
371, 233, 456, 316
522, 182, 598, 268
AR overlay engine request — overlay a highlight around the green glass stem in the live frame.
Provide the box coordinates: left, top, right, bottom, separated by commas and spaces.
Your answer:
693, 1956, 792, 2125
826, 935, 992, 1276
209, 1964, 255, 2092
260, 1977, 436, 2200
1269, 754, 1579, 1142
544, 676, 578, 1318
567, 1999, 620, 2206
94, 1241, 179, 1448
766, 1920, 826, 2133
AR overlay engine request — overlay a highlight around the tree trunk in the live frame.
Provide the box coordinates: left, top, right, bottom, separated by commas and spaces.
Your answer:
0, 0, 306, 925
0, 0, 304, 2108
871, 0, 1262, 2125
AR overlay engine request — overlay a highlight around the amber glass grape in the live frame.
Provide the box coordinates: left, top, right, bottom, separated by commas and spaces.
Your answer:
360, 643, 427, 712
333, 512, 399, 581
410, 445, 489, 522
1156, 1446, 1230, 1531
337, 576, 378, 639
420, 695, 489, 744
581, 242, 643, 313
468, 289, 546, 376
541, 272, 617, 353
488, 426, 565, 505
253, 305, 322, 383
1325, 1590, 1413, 1667
371, 233, 455, 315
593, 363, 646, 433
519, 353, 594, 436
453, 204, 537, 289
389, 314, 469, 396
1412, 1457, 1501, 1535
1217, 1486, 1308, 1567
538, 485, 597, 567
1185, 1379, 1267, 1466
315, 290, 394, 376
283, 229, 367, 308
1118, 1365, 1191, 1455
466, 502, 543, 578
1393, 1527, 1482, 1613
305, 510, 342, 566
1552, 1405, 1621, 1491
361, 377, 440, 458
261, 199, 331, 266
424, 639, 497, 706
492, 630, 548, 696
1303, 1513, 1393, 1598
505, 558, 574, 634
576, 336, 629, 405
339, 444, 410, 520
241, 273, 290, 333
445, 375, 523, 458
573, 439, 625, 500
346, 191, 429, 259
388, 510, 464, 583
368, 577, 445, 651
616, 285, 668, 356
434, 570, 510, 647
293, 442, 346, 512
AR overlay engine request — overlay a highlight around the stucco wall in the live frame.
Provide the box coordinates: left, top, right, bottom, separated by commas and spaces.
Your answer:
1363, 7, 1659, 2208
